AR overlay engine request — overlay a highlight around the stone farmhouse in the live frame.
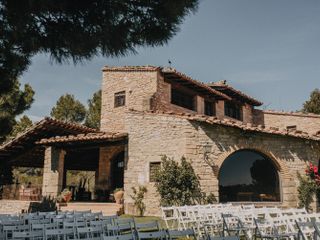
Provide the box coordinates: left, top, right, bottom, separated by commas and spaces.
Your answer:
0, 66, 320, 215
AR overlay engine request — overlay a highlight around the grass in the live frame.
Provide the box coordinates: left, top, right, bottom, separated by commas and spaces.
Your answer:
119, 214, 166, 228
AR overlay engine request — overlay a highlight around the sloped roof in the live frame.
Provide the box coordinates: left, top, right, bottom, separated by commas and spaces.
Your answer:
208, 80, 263, 106
161, 67, 231, 101
0, 117, 97, 161
263, 110, 320, 118
128, 109, 320, 142
37, 132, 127, 145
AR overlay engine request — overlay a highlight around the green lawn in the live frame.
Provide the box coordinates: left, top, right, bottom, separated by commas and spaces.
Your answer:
119, 214, 166, 228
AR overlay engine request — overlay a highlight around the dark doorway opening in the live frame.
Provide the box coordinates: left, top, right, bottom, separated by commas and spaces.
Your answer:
219, 149, 280, 202
111, 151, 124, 190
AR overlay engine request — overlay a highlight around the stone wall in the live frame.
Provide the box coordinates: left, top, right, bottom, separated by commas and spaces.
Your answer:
0, 200, 34, 214
253, 110, 320, 135
100, 69, 158, 132
124, 111, 320, 216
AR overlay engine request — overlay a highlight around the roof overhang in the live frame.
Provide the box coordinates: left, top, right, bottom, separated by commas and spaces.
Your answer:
161, 68, 231, 101
36, 132, 128, 148
209, 84, 263, 106
0, 117, 98, 163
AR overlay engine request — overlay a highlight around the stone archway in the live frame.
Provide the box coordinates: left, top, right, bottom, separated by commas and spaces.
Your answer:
218, 149, 281, 202
212, 145, 295, 207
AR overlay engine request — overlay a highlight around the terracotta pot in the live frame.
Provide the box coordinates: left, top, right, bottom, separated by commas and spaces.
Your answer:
63, 192, 72, 203
114, 190, 124, 204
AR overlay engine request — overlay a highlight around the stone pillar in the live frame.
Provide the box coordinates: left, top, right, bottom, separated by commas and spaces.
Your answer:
216, 100, 225, 119
96, 147, 112, 194
242, 103, 253, 124
42, 147, 65, 197
196, 96, 204, 115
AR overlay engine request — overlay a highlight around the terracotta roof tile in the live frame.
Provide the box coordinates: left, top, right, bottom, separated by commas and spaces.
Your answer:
37, 132, 127, 145
161, 67, 231, 100
0, 117, 97, 151
102, 65, 160, 72
128, 109, 320, 142
263, 110, 320, 118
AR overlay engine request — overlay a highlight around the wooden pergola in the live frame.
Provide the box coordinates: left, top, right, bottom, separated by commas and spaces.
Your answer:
0, 117, 97, 168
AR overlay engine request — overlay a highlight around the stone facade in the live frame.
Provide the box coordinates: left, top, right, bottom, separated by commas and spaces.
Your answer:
124, 111, 320, 216
101, 69, 158, 132
24, 66, 320, 217
99, 66, 320, 216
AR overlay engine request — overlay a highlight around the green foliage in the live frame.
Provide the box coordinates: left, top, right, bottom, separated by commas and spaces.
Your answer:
0, 79, 34, 142
302, 88, 320, 114
297, 173, 318, 211
155, 155, 215, 206
50, 94, 86, 123
6, 115, 33, 141
29, 196, 57, 213
85, 90, 101, 129
0, 1, 198, 135
12, 167, 43, 186
130, 186, 147, 217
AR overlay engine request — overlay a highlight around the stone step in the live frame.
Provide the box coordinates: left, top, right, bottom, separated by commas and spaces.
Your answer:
59, 202, 123, 216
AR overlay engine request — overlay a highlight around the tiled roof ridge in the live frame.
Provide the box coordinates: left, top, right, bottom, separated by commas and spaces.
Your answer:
161, 67, 232, 100
0, 117, 97, 150
36, 131, 128, 144
127, 109, 320, 141
263, 110, 320, 118
208, 81, 263, 106
102, 65, 160, 72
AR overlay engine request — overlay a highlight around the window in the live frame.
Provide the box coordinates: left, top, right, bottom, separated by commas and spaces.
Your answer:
225, 101, 242, 120
205, 101, 215, 116
149, 162, 161, 182
114, 91, 126, 107
171, 88, 195, 111
219, 150, 280, 202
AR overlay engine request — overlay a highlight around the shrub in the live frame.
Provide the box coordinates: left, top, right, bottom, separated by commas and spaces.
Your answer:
297, 163, 320, 211
155, 155, 216, 206
29, 196, 57, 212
130, 186, 147, 217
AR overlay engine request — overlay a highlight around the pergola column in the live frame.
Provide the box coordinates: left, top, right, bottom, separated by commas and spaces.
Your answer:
42, 146, 66, 198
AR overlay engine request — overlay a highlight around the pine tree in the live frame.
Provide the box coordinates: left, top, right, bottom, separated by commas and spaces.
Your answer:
302, 88, 320, 114
7, 115, 33, 140
0, 79, 34, 142
85, 90, 101, 129
50, 94, 86, 123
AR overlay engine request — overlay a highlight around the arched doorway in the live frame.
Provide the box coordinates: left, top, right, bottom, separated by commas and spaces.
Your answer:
219, 149, 280, 202
110, 151, 124, 190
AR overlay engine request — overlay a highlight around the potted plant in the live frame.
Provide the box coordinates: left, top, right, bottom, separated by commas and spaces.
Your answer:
57, 188, 72, 206
113, 188, 124, 204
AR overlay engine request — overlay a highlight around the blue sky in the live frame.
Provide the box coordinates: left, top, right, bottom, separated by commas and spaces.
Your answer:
21, 0, 320, 121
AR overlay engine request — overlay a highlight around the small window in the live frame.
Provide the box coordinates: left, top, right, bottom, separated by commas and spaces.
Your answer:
149, 162, 161, 182
205, 101, 215, 116
114, 91, 126, 107
171, 88, 195, 111
225, 101, 242, 120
